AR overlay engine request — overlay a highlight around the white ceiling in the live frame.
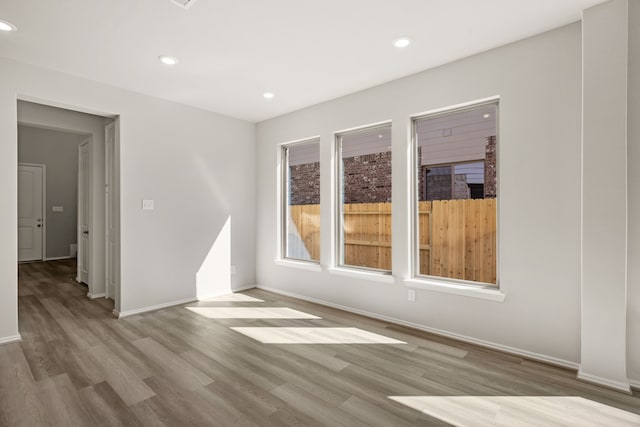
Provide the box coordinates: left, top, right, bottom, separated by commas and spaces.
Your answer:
0, 0, 604, 123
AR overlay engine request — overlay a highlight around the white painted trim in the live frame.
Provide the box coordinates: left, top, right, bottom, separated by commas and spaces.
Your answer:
87, 292, 106, 299
629, 379, 640, 390
115, 297, 198, 318
0, 334, 22, 345
577, 370, 632, 394
328, 267, 395, 284
44, 256, 74, 261
334, 119, 393, 138
404, 278, 506, 302
196, 286, 258, 300
77, 139, 92, 292
409, 95, 502, 120
231, 284, 257, 292
256, 285, 579, 370
275, 259, 322, 272
104, 119, 120, 305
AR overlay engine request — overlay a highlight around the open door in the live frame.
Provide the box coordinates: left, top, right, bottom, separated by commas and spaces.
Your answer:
77, 140, 90, 284
18, 164, 45, 262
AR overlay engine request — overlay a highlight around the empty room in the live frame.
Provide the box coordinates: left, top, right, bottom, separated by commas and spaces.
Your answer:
0, 0, 639, 426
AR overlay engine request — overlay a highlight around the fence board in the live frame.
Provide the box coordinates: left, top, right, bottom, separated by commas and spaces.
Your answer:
343, 202, 392, 270
418, 202, 431, 276
289, 199, 496, 284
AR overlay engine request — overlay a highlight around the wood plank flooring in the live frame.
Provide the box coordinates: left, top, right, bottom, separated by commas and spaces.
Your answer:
2, 259, 639, 426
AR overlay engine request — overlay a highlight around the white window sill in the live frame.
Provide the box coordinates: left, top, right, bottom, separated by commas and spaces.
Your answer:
403, 278, 506, 302
328, 267, 395, 284
274, 258, 322, 272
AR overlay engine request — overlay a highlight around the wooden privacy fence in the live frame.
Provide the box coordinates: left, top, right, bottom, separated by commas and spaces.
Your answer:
343, 202, 392, 270
290, 199, 496, 284
419, 199, 496, 284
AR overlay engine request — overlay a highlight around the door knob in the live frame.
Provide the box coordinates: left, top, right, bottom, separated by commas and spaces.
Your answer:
82, 230, 89, 235
37, 224, 41, 228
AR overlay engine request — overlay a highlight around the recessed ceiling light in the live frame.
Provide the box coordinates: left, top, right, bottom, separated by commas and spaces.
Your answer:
392, 37, 411, 48
158, 55, 179, 65
483, 113, 491, 119
0, 20, 17, 32
263, 92, 275, 99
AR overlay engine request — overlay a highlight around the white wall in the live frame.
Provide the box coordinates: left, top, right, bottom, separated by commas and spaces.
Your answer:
18, 125, 86, 259
0, 86, 19, 342
0, 56, 256, 338
580, 0, 630, 391
18, 102, 106, 297
627, 0, 640, 385
256, 24, 583, 365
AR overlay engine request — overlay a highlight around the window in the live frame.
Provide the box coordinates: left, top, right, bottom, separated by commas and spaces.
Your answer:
336, 124, 392, 272
414, 102, 498, 285
282, 139, 320, 262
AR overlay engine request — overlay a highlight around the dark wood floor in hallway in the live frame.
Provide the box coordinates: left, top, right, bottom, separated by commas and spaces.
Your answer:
1, 259, 639, 426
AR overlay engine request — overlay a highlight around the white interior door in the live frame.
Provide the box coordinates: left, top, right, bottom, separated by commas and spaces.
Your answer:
18, 164, 44, 262
78, 141, 90, 284
105, 122, 116, 300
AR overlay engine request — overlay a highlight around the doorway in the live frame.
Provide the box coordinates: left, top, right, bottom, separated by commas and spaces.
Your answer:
16, 100, 120, 309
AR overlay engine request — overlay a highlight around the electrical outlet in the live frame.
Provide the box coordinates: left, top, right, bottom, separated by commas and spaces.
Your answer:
142, 199, 154, 210
230, 265, 237, 275
408, 289, 416, 302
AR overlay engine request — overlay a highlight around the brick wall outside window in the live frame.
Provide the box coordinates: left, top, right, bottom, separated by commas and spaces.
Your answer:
289, 136, 496, 205
289, 162, 320, 205
484, 135, 497, 198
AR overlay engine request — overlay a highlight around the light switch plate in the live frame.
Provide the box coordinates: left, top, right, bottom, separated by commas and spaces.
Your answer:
142, 199, 154, 210
408, 289, 416, 302
230, 265, 237, 275
52, 206, 64, 212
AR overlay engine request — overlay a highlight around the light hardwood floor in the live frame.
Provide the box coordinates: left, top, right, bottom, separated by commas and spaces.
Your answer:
1, 259, 639, 426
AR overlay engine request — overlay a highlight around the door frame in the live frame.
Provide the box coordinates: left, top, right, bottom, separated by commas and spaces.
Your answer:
15, 96, 122, 314
17, 162, 46, 262
104, 120, 118, 301
77, 138, 92, 292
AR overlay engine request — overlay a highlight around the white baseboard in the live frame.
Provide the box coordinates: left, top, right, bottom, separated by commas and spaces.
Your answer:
115, 297, 198, 318
232, 284, 257, 292
629, 379, 640, 390
256, 285, 580, 371
577, 370, 631, 394
44, 256, 74, 261
114, 286, 257, 319
87, 292, 106, 299
0, 334, 22, 346
196, 285, 257, 301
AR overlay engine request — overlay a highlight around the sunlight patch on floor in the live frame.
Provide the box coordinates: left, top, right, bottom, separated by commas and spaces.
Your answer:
186, 307, 321, 319
197, 294, 264, 302
231, 327, 406, 344
388, 395, 640, 427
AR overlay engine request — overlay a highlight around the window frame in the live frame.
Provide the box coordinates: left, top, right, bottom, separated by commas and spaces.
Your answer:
410, 99, 500, 289
421, 159, 487, 201
280, 137, 321, 264
334, 122, 393, 274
